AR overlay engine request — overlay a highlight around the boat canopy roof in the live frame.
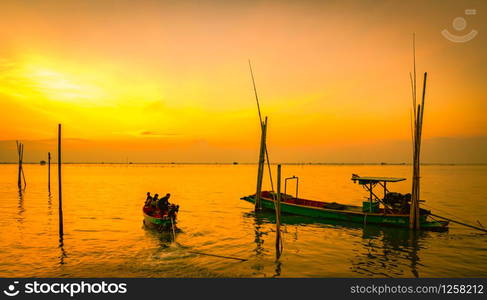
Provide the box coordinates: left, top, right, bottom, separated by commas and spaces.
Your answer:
351, 175, 406, 185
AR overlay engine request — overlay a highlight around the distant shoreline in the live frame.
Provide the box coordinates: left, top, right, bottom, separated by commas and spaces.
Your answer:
0, 162, 486, 166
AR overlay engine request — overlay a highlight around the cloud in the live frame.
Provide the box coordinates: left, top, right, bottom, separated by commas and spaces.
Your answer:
140, 131, 180, 137
111, 130, 181, 138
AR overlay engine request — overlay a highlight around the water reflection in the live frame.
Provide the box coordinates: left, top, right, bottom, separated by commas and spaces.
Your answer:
352, 226, 428, 277
274, 260, 282, 277
244, 211, 433, 278
408, 231, 420, 278
252, 213, 265, 257
252, 213, 266, 275
1, 164, 485, 277
58, 208, 67, 266
17, 189, 25, 225
47, 191, 53, 217
142, 224, 178, 246
58, 238, 68, 265
245, 211, 284, 277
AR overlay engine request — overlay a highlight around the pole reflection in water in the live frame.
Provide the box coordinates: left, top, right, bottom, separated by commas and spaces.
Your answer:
247, 211, 286, 277
251, 212, 266, 276
58, 237, 68, 266
47, 191, 53, 217
245, 209, 436, 278
274, 260, 282, 278
350, 225, 428, 278
1, 164, 485, 277
17, 189, 25, 225
408, 231, 420, 278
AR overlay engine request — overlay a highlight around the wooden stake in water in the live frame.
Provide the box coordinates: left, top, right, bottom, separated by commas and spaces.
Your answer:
58, 124, 64, 238
16, 141, 26, 189
16, 141, 21, 188
275, 164, 282, 260
48, 152, 51, 191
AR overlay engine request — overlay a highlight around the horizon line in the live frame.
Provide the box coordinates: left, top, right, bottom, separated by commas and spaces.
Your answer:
0, 162, 486, 166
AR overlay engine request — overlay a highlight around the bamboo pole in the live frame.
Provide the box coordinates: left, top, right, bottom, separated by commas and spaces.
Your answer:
248, 60, 263, 124
58, 124, 64, 238
15, 141, 26, 189
16, 141, 20, 188
416, 72, 427, 229
248, 61, 275, 206
16, 141, 22, 189
275, 164, 282, 260
409, 108, 418, 228
408, 34, 420, 230
21, 144, 26, 188
412, 33, 417, 118
248, 60, 267, 211
410, 106, 421, 229
264, 146, 274, 192
48, 152, 51, 191
410, 73, 427, 230
255, 117, 267, 211
415, 106, 421, 228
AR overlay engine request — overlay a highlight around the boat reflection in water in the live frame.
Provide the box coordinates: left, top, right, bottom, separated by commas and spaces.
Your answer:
142, 221, 180, 245
244, 210, 435, 278
352, 226, 426, 278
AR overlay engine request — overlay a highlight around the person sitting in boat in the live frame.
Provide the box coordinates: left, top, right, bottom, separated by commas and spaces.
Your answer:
151, 194, 159, 208
145, 192, 153, 206
168, 203, 179, 219
157, 193, 171, 212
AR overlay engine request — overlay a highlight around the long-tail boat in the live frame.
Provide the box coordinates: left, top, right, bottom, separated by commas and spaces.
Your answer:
241, 174, 448, 231
143, 204, 179, 231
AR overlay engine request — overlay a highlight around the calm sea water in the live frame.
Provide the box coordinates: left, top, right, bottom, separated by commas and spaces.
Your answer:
0, 164, 486, 278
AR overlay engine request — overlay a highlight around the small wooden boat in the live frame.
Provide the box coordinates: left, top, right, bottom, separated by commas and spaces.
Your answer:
142, 205, 178, 230
241, 175, 448, 231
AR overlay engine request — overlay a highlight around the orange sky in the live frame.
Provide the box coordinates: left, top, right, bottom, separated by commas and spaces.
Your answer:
0, 0, 486, 163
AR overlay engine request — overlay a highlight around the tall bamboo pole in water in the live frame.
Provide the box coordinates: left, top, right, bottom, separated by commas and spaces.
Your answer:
58, 124, 64, 238
16, 141, 26, 189
21, 143, 26, 188
16, 141, 21, 188
255, 117, 267, 211
410, 73, 427, 229
275, 164, 282, 260
408, 33, 418, 230
48, 152, 51, 191
410, 107, 420, 229
249, 60, 269, 211
416, 72, 427, 229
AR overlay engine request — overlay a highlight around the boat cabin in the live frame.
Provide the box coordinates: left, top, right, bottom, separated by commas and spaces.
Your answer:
351, 174, 410, 214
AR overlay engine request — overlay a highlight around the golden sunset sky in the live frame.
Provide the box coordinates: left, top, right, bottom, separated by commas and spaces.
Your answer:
0, 0, 486, 163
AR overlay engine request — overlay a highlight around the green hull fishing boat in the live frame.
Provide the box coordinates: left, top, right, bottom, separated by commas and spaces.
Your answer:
241, 175, 449, 231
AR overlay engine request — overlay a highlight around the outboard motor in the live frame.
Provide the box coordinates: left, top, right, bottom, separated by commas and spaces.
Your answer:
384, 192, 411, 213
